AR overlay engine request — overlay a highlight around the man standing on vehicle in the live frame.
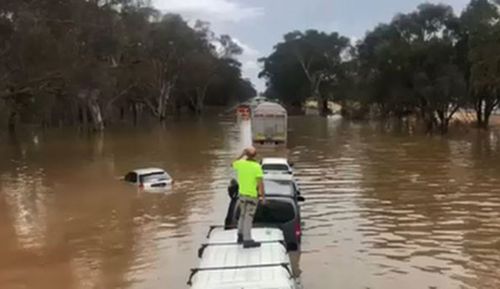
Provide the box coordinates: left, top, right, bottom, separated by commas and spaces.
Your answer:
232, 146, 264, 248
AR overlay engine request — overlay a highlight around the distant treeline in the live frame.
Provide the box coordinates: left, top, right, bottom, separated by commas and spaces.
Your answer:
259, 0, 500, 133
0, 0, 256, 132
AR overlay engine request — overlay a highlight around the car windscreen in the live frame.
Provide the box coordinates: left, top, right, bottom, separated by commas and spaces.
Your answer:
140, 172, 170, 183
263, 179, 294, 196
262, 164, 289, 171
254, 200, 296, 223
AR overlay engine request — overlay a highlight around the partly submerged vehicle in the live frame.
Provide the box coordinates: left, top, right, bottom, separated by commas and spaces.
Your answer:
123, 168, 172, 191
225, 174, 305, 250
188, 227, 298, 289
252, 102, 288, 145
261, 157, 294, 175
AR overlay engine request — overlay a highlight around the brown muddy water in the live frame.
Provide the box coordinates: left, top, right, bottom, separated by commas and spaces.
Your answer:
1, 117, 500, 289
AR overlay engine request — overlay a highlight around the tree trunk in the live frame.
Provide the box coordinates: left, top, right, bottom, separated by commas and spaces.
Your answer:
120, 107, 125, 121
132, 103, 138, 126
82, 105, 89, 128
195, 87, 207, 115
440, 119, 449, 134
88, 100, 104, 131
155, 81, 173, 121
475, 99, 485, 128
8, 110, 17, 133
483, 106, 492, 129
87, 90, 104, 131
422, 109, 436, 134
312, 82, 328, 117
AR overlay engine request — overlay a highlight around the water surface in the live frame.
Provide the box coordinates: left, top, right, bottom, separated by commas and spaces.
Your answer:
1, 117, 500, 289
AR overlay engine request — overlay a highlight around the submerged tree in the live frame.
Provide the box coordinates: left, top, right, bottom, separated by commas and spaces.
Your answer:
0, 0, 255, 131
259, 0, 500, 133
259, 30, 350, 115
461, 0, 500, 128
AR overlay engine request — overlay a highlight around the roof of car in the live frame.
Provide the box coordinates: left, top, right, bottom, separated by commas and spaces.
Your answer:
191, 267, 294, 289
263, 178, 295, 197
264, 174, 294, 181
191, 228, 293, 289
132, 168, 166, 175
261, 158, 289, 165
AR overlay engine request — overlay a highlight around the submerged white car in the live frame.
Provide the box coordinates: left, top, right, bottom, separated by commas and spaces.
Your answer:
261, 157, 293, 175
124, 168, 172, 190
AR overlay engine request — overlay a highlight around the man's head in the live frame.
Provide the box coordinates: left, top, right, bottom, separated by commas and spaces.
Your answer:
245, 146, 257, 160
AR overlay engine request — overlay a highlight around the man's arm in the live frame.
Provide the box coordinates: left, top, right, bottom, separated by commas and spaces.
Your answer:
256, 163, 264, 202
257, 178, 265, 203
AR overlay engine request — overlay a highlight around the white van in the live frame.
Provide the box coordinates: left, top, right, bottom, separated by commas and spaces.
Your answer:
188, 227, 298, 289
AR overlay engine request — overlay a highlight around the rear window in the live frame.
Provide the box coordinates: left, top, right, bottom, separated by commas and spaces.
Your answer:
140, 172, 170, 183
262, 164, 289, 172
254, 200, 296, 223
263, 180, 294, 196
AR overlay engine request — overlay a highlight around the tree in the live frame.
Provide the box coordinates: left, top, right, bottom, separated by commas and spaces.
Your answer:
0, 1, 251, 130
259, 30, 350, 115
461, 0, 500, 128
355, 3, 467, 133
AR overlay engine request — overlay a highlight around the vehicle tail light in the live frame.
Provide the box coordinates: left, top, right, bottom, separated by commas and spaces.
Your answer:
295, 221, 301, 238
139, 183, 144, 189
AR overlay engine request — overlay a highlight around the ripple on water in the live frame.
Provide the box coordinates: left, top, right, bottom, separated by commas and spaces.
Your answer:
290, 119, 500, 289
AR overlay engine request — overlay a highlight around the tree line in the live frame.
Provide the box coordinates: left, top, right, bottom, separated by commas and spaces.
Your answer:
0, 0, 256, 132
259, 0, 500, 133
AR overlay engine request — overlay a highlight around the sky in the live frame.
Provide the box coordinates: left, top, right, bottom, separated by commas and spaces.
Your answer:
152, 0, 471, 93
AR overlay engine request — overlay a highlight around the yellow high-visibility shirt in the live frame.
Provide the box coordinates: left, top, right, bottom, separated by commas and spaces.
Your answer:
232, 159, 263, 198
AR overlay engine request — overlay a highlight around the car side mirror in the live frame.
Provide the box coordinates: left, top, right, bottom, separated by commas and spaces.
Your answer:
289, 162, 294, 167
297, 196, 305, 202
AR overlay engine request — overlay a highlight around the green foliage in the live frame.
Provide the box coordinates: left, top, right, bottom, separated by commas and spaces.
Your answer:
0, 0, 255, 131
260, 0, 500, 132
461, 0, 500, 128
259, 30, 350, 113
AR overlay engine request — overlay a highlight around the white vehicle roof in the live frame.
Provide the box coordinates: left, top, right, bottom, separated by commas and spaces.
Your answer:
262, 158, 290, 165
190, 266, 295, 289
132, 168, 167, 175
264, 174, 294, 182
199, 242, 288, 268
207, 227, 284, 244
190, 228, 295, 289
254, 102, 287, 116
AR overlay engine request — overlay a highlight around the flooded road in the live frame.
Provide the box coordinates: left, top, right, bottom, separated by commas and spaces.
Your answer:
1, 117, 500, 289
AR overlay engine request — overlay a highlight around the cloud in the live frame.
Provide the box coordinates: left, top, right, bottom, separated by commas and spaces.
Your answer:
232, 38, 260, 57
153, 0, 264, 22
232, 39, 264, 91
242, 59, 265, 92
243, 60, 259, 71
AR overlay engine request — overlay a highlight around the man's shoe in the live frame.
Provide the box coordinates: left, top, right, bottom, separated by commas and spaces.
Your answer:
237, 234, 243, 244
243, 240, 261, 249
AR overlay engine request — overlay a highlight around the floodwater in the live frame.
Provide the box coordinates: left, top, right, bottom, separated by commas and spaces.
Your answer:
1, 117, 500, 289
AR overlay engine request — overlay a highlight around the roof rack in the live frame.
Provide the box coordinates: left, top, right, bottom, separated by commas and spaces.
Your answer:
205, 225, 235, 238
197, 239, 287, 258
186, 262, 293, 285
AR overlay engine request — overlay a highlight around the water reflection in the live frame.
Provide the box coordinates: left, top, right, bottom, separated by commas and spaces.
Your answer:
1, 118, 500, 289
291, 118, 500, 289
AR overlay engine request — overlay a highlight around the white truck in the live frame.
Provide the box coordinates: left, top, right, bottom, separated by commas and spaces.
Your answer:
252, 102, 288, 145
